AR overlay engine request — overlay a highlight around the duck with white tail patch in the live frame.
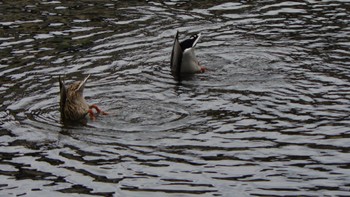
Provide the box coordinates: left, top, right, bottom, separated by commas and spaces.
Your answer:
170, 31, 206, 78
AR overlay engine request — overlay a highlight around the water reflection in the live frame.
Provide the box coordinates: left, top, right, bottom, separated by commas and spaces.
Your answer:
1, 0, 350, 196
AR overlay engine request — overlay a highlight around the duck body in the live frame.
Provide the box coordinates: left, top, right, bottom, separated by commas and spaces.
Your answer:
180, 47, 201, 73
59, 75, 107, 122
170, 31, 204, 77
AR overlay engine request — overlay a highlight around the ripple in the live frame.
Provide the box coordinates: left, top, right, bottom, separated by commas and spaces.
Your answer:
0, 0, 350, 196
92, 98, 194, 133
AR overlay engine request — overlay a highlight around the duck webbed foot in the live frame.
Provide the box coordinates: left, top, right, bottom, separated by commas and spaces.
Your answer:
88, 109, 96, 121
89, 104, 109, 115
88, 104, 108, 121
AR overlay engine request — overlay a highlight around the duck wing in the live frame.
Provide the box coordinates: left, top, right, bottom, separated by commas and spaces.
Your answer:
59, 76, 67, 119
170, 31, 183, 77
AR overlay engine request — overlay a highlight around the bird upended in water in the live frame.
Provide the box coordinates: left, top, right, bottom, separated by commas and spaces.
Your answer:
59, 75, 107, 122
170, 31, 205, 77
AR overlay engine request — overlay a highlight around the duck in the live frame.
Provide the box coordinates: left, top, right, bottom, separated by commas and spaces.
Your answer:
170, 31, 205, 77
59, 75, 107, 122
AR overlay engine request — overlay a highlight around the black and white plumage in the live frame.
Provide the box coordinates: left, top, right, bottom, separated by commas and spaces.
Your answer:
170, 31, 205, 77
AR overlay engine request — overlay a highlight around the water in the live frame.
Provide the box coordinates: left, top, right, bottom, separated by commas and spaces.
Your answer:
1, 1, 350, 196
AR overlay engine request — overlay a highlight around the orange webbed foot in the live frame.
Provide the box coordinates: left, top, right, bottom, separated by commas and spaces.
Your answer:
197, 62, 206, 73
90, 104, 108, 115
88, 109, 96, 121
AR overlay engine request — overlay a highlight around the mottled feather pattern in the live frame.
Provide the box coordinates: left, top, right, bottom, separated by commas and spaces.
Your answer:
59, 77, 90, 121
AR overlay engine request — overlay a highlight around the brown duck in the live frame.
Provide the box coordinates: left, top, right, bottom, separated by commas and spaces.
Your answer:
59, 75, 107, 122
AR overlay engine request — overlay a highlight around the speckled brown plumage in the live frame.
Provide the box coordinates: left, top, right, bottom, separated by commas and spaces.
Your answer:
59, 75, 107, 122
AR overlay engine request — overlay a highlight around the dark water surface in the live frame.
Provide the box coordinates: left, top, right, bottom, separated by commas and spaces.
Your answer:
1, 0, 350, 196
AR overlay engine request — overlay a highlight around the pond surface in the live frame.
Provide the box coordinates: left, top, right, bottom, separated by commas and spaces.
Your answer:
1, 0, 350, 196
